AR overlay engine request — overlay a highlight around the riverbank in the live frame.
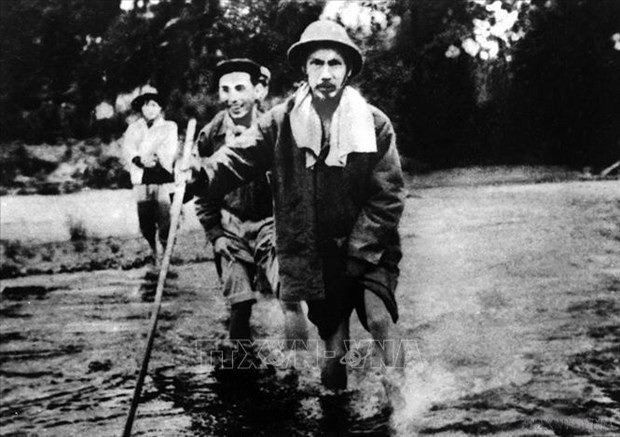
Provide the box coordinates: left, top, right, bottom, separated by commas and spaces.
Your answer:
0, 167, 614, 279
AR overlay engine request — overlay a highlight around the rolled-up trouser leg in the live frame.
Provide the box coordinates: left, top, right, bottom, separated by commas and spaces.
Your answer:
253, 220, 278, 294
219, 256, 256, 306
219, 258, 255, 341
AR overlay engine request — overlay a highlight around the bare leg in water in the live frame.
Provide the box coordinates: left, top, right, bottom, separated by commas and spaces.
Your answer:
321, 318, 350, 390
364, 290, 405, 408
280, 301, 308, 350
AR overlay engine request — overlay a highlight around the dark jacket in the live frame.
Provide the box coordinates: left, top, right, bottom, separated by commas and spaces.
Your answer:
194, 110, 273, 243
197, 93, 404, 302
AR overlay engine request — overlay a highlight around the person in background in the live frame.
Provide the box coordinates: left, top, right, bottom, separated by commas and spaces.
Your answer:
255, 65, 271, 110
187, 21, 406, 402
122, 86, 178, 269
194, 59, 307, 343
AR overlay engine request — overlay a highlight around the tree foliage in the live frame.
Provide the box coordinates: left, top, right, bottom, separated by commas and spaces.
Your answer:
0, 0, 618, 170
509, 0, 620, 166
349, 0, 619, 168
0, 0, 121, 142
100, 0, 324, 129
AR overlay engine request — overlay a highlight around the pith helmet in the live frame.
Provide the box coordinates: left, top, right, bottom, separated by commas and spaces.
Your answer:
287, 20, 363, 77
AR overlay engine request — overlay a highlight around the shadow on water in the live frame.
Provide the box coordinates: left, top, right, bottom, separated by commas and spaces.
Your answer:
151, 352, 395, 437
138, 272, 181, 302
136, 264, 396, 435
1, 285, 57, 301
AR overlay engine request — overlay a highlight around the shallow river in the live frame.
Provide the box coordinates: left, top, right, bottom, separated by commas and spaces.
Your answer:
1, 181, 619, 436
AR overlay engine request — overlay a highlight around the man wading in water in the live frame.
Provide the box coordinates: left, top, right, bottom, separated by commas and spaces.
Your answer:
187, 21, 405, 404
194, 59, 307, 344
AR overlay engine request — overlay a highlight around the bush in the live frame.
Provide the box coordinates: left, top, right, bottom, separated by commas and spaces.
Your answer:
83, 155, 131, 189
66, 216, 88, 252
2, 239, 35, 261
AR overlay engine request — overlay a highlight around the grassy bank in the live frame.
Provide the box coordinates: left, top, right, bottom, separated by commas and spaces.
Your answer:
1, 162, 614, 280
1, 140, 608, 197
0, 140, 131, 196
0, 230, 211, 279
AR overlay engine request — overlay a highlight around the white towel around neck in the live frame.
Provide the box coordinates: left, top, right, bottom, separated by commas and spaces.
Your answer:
290, 83, 377, 168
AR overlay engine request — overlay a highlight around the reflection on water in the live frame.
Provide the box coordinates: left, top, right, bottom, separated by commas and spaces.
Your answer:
152, 352, 399, 437
146, 323, 620, 437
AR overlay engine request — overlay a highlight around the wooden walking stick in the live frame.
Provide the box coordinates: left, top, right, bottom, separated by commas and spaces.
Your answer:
122, 118, 197, 437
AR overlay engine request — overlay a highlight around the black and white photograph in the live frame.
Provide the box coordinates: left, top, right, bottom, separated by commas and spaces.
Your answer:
0, 0, 619, 435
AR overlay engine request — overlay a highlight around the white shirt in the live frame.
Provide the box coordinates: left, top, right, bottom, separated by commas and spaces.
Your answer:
122, 116, 178, 185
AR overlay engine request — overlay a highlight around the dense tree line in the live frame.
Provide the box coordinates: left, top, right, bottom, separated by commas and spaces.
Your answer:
0, 0, 618, 170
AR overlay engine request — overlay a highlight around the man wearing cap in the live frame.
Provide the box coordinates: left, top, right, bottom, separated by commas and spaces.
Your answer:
123, 87, 178, 267
194, 59, 307, 343
189, 21, 405, 394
